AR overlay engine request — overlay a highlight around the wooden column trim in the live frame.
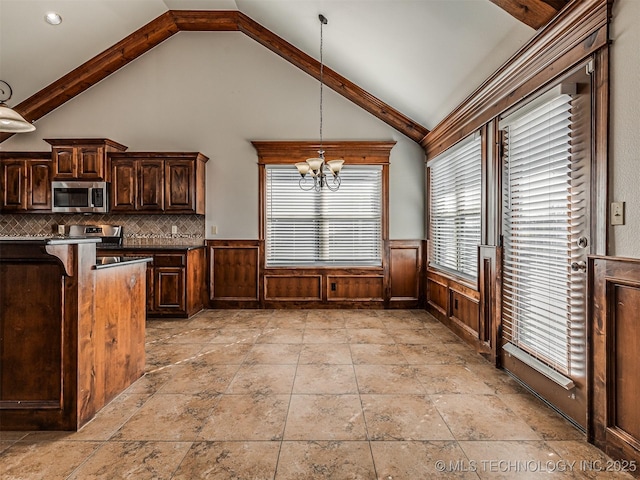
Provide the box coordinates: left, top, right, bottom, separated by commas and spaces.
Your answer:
0, 11, 428, 144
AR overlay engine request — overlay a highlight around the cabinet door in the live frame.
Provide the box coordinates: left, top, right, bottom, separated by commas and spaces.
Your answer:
154, 267, 186, 313
139, 160, 164, 211
52, 147, 76, 178
26, 160, 52, 210
1, 160, 26, 210
165, 160, 195, 213
111, 159, 137, 212
77, 146, 104, 179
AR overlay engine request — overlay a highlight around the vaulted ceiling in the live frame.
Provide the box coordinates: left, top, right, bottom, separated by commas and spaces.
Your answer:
0, 0, 569, 143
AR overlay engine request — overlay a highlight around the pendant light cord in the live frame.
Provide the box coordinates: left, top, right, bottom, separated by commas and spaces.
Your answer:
319, 14, 326, 157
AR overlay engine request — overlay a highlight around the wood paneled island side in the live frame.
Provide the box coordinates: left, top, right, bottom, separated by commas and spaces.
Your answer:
0, 238, 150, 430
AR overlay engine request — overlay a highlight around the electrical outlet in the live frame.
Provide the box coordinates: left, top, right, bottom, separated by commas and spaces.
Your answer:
211, 225, 217, 235
171, 225, 178, 234
611, 202, 625, 225
57, 224, 65, 235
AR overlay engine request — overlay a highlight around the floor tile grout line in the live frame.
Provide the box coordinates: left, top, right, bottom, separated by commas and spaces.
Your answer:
272, 311, 306, 479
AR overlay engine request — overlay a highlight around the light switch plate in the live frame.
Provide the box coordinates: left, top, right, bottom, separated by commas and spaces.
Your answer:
211, 225, 217, 235
611, 202, 625, 225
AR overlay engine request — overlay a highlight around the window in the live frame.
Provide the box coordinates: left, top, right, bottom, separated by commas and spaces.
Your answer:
265, 164, 383, 267
427, 134, 482, 279
500, 87, 585, 376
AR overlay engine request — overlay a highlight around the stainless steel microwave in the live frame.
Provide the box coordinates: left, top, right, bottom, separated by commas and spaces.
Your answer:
51, 181, 109, 213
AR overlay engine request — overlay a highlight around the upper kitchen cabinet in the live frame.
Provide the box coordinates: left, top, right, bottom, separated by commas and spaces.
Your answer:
110, 152, 208, 214
165, 154, 208, 214
0, 152, 52, 212
45, 138, 128, 181
110, 157, 164, 213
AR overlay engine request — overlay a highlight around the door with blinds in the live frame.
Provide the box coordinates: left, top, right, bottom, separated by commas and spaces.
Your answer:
499, 67, 591, 429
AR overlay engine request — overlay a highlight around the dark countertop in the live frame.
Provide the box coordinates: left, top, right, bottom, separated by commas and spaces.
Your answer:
94, 256, 153, 270
97, 244, 205, 251
0, 237, 101, 246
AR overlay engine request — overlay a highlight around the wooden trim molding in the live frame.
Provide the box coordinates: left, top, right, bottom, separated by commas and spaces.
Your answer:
589, 255, 640, 468
252, 141, 396, 165
422, 0, 611, 158
0, 12, 427, 144
478, 245, 502, 364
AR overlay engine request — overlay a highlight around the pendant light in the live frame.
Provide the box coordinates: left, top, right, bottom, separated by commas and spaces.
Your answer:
0, 80, 35, 133
295, 14, 344, 192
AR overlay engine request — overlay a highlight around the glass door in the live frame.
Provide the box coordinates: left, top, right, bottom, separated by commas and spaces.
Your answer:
500, 65, 591, 429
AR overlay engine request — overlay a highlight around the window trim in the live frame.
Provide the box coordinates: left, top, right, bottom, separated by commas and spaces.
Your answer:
254, 141, 394, 271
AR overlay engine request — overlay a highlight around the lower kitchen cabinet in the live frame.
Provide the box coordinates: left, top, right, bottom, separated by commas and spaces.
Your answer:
98, 246, 205, 318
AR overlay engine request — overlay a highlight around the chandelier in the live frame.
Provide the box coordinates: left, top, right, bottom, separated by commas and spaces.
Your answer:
0, 80, 35, 133
295, 14, 344, 192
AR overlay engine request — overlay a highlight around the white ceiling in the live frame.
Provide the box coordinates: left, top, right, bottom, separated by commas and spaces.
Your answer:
0, 0, 534, 131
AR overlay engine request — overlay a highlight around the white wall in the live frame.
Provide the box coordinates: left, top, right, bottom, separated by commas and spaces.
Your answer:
610, 0, 640, 258
2, 31, 425, 240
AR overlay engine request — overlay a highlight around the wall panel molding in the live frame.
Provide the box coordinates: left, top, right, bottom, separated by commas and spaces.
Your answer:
208, 240, 260, 308
589, 255, 640, 468
388, 240, 422, 308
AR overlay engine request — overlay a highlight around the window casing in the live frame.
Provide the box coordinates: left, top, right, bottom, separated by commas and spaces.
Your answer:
428, 134, 482, 280
265, 164, 383, 267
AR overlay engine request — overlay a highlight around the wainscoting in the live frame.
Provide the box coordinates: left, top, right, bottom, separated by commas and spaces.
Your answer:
425, 269, 482, 350
589, 255, 640, 469
207, 240, 422, 309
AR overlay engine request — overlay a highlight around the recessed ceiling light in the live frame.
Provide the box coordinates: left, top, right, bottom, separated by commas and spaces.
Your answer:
45, 12, 62, 25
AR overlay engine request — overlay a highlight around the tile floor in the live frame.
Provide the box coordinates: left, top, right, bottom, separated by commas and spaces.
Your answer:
1, 309, 636, 479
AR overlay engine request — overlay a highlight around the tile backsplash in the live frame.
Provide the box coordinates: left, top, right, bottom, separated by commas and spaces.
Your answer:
0, 214, 205, 246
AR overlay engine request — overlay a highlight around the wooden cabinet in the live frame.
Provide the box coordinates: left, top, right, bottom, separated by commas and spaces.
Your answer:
0, 153, 52, 212
98, 246, 206, 318
111, 158, 164, 212
45, 138, 127, 181
153, 255, 187, 312
110, 153, 208, 214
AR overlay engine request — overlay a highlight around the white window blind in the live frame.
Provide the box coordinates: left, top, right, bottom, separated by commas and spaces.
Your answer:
265, 165, 382, 267
428, 135, 482, 279
500, 91, 584, 376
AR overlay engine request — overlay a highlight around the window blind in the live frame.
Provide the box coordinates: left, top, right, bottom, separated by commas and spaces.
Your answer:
500, 91, 584, 376
265, 165, 382, 267
428, 135, 482, 279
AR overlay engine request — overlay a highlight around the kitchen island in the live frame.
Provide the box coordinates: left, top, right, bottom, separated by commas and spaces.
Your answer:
0, 238, 151, 430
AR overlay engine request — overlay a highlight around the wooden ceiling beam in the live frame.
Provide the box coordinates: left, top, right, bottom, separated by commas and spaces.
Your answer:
237, 13, 428, 142
1, 10, 428, 144
0, 12, 179, 143
489, 0, 570, 29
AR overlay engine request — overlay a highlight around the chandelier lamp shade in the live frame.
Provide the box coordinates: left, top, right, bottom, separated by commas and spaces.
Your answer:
0, 80, 35, 133
296, 14, 344, 192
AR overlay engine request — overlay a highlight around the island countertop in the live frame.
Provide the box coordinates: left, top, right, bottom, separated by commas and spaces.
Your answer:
94, 256, 153, 269
0, 237, 101, 245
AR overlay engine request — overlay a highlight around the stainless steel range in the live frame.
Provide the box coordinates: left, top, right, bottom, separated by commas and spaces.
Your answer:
63, 224, 123, 247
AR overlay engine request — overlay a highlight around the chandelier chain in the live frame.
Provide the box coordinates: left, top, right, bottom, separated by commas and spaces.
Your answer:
319, 16, 324, 154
